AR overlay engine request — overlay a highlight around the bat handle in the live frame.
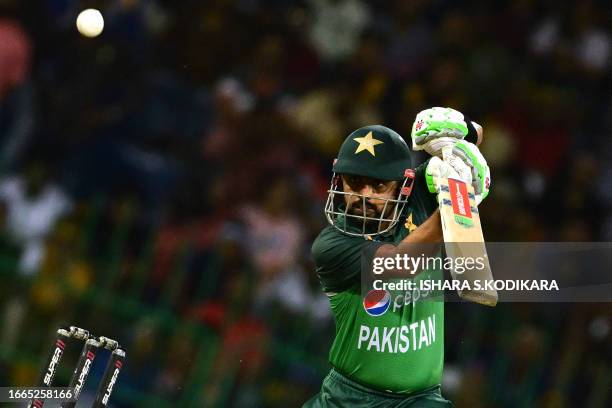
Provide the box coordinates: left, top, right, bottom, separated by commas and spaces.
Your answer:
471, 121, 483, 146
441, 145, 454, 163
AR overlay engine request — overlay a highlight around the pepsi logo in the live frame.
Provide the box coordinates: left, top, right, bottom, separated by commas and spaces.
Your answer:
363, 290, 391, 316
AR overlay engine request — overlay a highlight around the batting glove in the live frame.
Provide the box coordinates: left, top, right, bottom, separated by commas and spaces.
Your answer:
448, 141, 491, 204
425, 156, 465, 193
411, 107, 479, 157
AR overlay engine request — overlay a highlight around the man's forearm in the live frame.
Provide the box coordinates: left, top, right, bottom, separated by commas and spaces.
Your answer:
399, 209, 443, 245
374, 210, 443, 276
377, 209, 442, 255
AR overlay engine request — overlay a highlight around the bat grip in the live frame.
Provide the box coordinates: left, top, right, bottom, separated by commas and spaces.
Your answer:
471, 121, 483, 146
441, 145, 454, 163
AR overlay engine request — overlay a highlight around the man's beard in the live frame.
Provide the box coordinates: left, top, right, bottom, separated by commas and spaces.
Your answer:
346, 200, 394, 223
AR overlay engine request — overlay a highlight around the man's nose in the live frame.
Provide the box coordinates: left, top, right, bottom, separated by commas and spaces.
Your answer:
358, 184, 374, 196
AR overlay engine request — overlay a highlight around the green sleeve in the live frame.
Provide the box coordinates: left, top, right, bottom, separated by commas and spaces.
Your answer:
311, 226, 381, 293
411, 159, 439, 218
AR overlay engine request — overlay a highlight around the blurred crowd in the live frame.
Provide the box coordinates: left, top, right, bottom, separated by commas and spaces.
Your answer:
0, 0, 610, 407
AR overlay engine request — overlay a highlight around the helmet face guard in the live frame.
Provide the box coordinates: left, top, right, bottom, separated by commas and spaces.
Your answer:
324, 170, 415, 238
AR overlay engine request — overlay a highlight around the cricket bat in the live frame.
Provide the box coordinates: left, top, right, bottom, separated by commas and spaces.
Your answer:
434, 174, 498, 307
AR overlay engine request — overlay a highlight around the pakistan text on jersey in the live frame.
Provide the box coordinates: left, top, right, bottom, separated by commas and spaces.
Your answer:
357, 315, 436, 353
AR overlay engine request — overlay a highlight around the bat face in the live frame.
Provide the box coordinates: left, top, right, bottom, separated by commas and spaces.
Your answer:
434, 177, 498, 306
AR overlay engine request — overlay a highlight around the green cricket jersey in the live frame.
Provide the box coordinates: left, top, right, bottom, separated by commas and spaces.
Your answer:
312, 162, 443, 394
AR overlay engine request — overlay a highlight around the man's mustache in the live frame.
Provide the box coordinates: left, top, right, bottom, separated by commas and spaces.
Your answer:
347, 200, 377, 213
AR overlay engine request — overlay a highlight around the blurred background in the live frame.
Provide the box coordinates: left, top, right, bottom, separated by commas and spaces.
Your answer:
0, 0, 610, 406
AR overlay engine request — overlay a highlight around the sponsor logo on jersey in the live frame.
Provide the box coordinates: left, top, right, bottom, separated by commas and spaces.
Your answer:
363, 289, 391, 316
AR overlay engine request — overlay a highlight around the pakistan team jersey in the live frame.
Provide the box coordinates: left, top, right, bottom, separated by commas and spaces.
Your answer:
312, 161, 443, 394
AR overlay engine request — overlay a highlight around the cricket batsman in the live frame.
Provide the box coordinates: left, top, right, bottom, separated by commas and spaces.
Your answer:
304, 107, 491, 407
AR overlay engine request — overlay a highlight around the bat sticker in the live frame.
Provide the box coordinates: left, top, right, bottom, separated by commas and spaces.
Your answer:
447, 178, 473, 227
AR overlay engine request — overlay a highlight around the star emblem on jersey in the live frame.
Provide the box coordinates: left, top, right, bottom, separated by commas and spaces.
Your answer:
404, 213, 417, 233
353, 131, 384, 157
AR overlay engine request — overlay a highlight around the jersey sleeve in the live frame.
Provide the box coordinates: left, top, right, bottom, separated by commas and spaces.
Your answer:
411, 160, 439, 217
311, 226, 382, 293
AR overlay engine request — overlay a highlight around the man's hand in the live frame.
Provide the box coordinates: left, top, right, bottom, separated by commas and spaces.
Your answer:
411, 107, 482, 157
425, 146, 490, 205
413, 107, 490, 204
449, 141, 490, 204
425, 156, 465, 193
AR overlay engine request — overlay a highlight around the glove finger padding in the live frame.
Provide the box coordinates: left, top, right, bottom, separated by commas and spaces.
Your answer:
419, 136, 458, 158
444, 153, 473, 186
452, 141, 491, 204
425, 156, 462, 193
